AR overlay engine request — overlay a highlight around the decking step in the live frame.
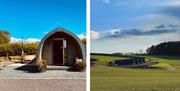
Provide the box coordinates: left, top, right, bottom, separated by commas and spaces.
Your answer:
47, 66, 71, 70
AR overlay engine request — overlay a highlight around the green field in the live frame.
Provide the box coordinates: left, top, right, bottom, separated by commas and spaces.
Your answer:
91, 54, 180, 91
91, 55, 128, 66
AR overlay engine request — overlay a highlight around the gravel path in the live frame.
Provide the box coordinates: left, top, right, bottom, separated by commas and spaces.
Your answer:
0, 79, 86, 91
0, 63, 86, 79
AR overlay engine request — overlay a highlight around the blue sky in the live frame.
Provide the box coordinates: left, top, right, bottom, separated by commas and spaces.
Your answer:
91, 0, 180, 53
0, 0, 86, 42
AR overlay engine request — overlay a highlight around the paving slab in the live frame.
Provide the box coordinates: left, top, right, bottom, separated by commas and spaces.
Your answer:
0, 63, 86, 79
7, 63, 26, 67
0, 79, 86, 91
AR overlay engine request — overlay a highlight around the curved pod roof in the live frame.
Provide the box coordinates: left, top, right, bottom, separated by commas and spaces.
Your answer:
36, 27, 86, 62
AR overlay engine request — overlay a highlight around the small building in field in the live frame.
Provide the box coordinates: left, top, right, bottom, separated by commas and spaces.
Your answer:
36, 27, 85, 66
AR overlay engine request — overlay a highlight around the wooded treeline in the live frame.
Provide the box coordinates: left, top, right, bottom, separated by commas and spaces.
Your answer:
0, 31, 10, 44
146, 41, 180, 56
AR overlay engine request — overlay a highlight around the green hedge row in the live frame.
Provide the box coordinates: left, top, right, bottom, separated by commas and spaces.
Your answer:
0, 43, 38, 56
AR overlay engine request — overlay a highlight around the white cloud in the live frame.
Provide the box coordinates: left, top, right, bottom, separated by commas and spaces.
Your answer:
110, 29, 122, 34
10, 37, 40, 44
26, 38, 40, 43
77, 33, 86, 39
91, 31, 180, 53
141, 24, 160, 32
162, 0, 180, 7
102, 0, 110, 4
10, 37, 21, 43
91, 31, 100, 39
133, 14, 180, 26
91, 23, 180, 53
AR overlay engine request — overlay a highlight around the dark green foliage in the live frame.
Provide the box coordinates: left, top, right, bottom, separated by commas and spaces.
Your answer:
90, 58, 99, 62
108, 61, 114, 66
90, 58, 98, 66
146, 41, 180, 56
0, 43, 38, 56
91, 53, 138, 58
112, 52, 123, 55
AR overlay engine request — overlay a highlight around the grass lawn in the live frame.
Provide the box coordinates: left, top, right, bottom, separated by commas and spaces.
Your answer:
91, 55, 180, 91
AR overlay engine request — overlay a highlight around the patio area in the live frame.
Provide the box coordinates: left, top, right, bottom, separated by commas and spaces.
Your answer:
0, 63, 86, 79
0, 79, 86, 91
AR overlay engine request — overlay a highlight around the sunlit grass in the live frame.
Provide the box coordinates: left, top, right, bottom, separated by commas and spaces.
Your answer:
91, 55, 180, 91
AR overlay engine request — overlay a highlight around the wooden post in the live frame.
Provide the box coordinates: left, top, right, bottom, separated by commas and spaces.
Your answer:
21, 36, 25, 62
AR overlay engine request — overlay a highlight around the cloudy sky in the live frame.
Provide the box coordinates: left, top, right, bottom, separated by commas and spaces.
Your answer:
91, 0, 180, 53
0, 0, 86, 43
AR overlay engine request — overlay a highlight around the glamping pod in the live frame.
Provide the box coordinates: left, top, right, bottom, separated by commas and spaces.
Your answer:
36, 27, 85, 66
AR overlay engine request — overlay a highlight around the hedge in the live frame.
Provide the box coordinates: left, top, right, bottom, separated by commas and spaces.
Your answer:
0, 43, 38, 57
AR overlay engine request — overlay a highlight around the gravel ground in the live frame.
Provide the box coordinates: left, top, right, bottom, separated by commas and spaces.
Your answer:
0, 79, 86, 91
0, 63, 86, 79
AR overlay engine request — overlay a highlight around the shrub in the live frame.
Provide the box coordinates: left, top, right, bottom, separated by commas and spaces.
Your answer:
0, 43, 38, 57
108, 61, 114, 66
90, 58, 98, 67
81, 38, 86, 48
90, 58, 98, 62
36, 59, 47, 72
74, 61, 86, 71
23, 44, 38, 55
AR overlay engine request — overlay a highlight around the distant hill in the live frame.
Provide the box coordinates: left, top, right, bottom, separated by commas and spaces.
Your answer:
146, 41, 180, 56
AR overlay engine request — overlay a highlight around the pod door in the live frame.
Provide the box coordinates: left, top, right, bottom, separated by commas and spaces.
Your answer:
52, 39, 64, 65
